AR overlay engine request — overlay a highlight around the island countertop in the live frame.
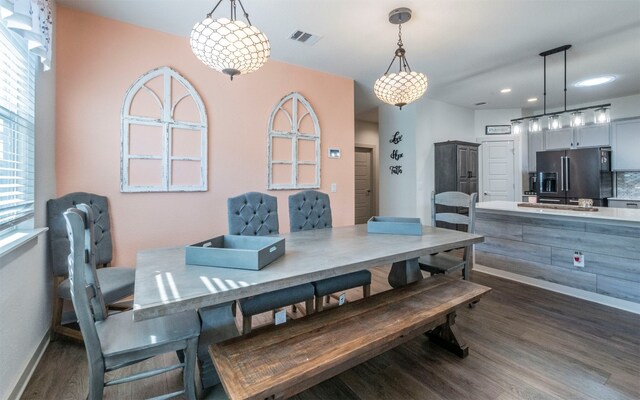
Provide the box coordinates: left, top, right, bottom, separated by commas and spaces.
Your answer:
476, 201, 640, 226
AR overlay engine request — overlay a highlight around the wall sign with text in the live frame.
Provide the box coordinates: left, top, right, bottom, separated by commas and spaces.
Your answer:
389, 131, 403, 175
485, 125, 511, 135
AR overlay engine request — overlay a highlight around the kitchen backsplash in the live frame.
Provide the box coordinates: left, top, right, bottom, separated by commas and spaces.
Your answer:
616, 172, 640, 199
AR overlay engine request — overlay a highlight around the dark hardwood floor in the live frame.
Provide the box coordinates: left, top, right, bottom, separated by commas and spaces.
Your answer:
21, 267, 640, 400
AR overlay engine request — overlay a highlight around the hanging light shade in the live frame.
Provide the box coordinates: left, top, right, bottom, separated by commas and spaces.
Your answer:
594, 107, 610, 124
374, 8, 427, 109
512, 121, 522, 135
190, 0, 270, 80
570, 111, 584, 127
529, 118, 541, 132
548, 114, 562, 130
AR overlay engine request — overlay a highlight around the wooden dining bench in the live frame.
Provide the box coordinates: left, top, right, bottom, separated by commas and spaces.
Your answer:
209, 275, 491, 400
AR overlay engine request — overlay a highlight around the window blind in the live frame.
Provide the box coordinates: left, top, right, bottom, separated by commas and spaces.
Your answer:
0, 22, 35, 232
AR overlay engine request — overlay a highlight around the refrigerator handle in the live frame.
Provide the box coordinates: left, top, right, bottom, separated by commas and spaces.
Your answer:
560, 156, 565, 192
565, 156, 570, 191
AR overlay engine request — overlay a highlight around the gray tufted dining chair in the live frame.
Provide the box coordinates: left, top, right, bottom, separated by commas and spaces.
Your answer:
47, 192, 135, 341
228, 192, 315, 334
64, 204, 199, 400
288, 190, 371, 312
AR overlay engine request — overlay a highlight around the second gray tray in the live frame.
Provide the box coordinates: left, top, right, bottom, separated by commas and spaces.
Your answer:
367, 216, 422, 236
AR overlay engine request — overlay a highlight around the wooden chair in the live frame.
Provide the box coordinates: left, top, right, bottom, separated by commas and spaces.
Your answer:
227, 192, 315, 334
419, 191, 478, 280
288, 190, 371, 312
64, 204, 200, 400
47, 192, 135, 341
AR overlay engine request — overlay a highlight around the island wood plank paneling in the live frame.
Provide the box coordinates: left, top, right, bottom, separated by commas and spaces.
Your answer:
523, 225, 640, 260
475, 212, 586, 232
476, 251, 597, 291
475, 236, 552, 264
597, 275, 640, 302
476, 207, 640, 303
474, 219, 523, 241
551, 247, 640, 282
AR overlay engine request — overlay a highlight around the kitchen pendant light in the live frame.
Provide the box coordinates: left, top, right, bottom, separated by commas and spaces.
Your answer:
190, 0, 270, 80
511, 44, 611, 129
512, 121, 522, 135
548, 114, 562, 130
570, 111, 584, 127
374, 8, 427, 109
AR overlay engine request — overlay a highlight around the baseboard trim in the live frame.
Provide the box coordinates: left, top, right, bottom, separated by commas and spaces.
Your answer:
8, 329, 50, 400
475, 264, 640, 315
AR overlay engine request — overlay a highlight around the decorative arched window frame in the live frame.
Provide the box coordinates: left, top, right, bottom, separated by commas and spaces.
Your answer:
121, 66, 208, 192
267, 92, 320, 190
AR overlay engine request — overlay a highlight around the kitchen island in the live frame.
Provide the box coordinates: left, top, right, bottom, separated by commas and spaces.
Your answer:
474, 201, 640, 304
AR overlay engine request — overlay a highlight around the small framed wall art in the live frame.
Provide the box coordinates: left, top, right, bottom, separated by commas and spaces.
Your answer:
485, 125, 511, 135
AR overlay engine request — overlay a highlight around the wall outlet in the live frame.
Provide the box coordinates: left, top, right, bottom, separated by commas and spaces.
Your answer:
338, 293, 346, 306
274, 309, 286, 325
573, 251, 585, 268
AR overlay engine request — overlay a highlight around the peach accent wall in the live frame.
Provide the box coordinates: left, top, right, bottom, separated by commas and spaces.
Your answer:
55, 6, 355, 266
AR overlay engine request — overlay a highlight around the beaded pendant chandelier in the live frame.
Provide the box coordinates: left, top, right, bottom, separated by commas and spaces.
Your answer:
190, 0, 270, 80
374, 7, 428, 109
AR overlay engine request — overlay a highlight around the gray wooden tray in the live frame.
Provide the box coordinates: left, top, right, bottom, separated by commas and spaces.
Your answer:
367, 216, 423, 236
186, 235, 285, 270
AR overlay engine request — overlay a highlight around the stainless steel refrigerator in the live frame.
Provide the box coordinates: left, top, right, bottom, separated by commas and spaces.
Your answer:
536, 147, 612, 206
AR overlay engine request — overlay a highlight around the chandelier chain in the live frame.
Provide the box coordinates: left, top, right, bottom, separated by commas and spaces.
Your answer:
236, 0, 252, 25
397, 24, 404, 47
206, 0, 224, 18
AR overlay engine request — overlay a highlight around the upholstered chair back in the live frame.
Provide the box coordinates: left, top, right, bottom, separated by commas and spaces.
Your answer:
228, 192, 279, 236
288, 190, 332, 232
47, 192, 113, 277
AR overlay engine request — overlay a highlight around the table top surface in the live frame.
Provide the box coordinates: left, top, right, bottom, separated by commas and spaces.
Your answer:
133, 224, 483, 321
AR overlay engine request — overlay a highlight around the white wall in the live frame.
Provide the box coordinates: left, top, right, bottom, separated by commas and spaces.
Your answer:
0, 17, 57, 400
355, 120, 380, 214
416, 99, 475, 222
378, 99, 475, 224
379, 103, 417, 217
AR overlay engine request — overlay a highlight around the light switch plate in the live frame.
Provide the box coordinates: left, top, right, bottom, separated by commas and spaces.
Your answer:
331, 183, 337, 193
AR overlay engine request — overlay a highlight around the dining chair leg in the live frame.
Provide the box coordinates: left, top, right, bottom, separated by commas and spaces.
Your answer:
292, 304, 298, 313
325, 295, 331, 304
51, 295, 64, 341
305, 299, 314, 315
184, 336, 198, 400
242, 316, 252, 335
88, 363, 105, 400
363, 284, 371, 298
315, 296, 324, 312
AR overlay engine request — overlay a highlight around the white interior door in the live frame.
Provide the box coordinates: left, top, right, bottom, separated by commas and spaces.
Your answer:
481, 140, 515, 201
355, 147, 373, 224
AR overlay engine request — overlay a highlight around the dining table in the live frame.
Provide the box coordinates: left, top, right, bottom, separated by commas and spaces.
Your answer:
133, 224, 484, 389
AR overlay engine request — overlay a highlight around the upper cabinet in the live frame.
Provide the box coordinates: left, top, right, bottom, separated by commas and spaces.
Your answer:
611, 118, 640, 171
543, 124, 610, 150
527, 131, 544, 172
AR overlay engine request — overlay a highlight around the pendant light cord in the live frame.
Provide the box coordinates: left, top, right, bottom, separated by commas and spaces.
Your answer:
206, 0, 251, 24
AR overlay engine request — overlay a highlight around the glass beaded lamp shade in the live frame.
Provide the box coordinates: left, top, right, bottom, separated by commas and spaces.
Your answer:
374, 71, 428, 109
374, 8, 427, 109
190, 1, 270, 80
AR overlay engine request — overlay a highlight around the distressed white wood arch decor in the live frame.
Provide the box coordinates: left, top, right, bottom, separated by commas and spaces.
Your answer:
267, 92, 321, 190
121, 66, 208, 192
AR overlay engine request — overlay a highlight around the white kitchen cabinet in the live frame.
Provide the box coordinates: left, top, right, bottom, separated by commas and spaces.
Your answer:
576, 124, 610, 148
527, 131, 544, 172
543, 127, 574, 150
608, 199, 639, 209
543, 124, 610, 150
611, 118, 640, 171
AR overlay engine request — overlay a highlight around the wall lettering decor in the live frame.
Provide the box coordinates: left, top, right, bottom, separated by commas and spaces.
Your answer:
388, 130, 403, 175
121, 66, 207, 192
267, 92, 320, 189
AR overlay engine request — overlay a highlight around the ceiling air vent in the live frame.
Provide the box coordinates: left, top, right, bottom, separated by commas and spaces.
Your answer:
289, 30, 322, 46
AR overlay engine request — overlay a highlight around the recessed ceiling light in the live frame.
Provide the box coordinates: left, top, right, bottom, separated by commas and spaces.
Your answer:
575, 76, 615, 87
527, 97, 538, 102
500, 88, 511, 93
